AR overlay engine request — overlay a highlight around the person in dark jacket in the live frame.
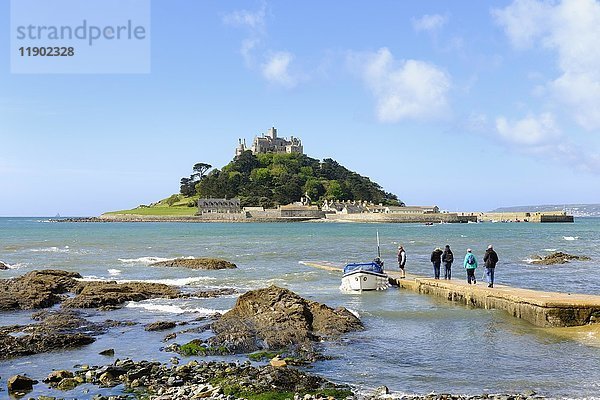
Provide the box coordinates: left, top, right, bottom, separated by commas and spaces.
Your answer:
483, 244, 499, 287
442, 244, 454, 279
430, 247, 443, 279
397, 245, 406, 278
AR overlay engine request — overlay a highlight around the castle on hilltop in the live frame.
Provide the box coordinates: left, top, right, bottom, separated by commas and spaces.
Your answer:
236, 127, 303, 157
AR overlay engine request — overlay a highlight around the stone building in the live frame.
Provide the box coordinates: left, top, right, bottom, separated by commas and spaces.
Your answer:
321, 200, 440, 215
236, 127, 303, 156
385, 206, 439, 214
198, 198, 241, 214
279, 204, 324, 219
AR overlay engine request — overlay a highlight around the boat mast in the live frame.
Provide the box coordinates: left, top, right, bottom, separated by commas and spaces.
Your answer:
376, 231, 381, 258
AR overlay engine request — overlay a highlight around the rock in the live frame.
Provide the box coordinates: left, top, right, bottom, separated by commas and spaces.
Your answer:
80, 358, 349, 398
0, 332, 95, 360
192, 288, 237, 298
375, 385, 390, 396
56, 377, 80, 390
208, 286, 363, 354
7, 374, 37, 392
145, 321, 177, 331
0, 270, 81, 311
30, 309, 106, 334
126, 366, 153, 381
62, 281, 180, 309
0, 261, 9, 270
150, 258, 237, 270
0, 310, 110, 360
531, 252, 591, 265
98, 372, 118, 386
269, 356, 287, 368
163, 333, 177, 342
99, 349, 115, 356
43, 370, 73, 383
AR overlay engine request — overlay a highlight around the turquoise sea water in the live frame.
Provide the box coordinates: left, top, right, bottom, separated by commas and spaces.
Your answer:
0, 218, 599, 398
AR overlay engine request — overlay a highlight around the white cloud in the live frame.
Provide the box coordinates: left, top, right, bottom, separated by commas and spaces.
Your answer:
224, 4, 304, 89
240, 37, 260, 65
222, 5, 266, 31
494, 0, 600, 131
261, 52, 297, 88
492, 0, 552, 49
412, 14, 448, 33
359, 48, 451, 122
495, 113, 560, 145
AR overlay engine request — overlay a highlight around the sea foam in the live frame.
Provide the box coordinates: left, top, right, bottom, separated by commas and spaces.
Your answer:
79, 276, 214, 286
118, 256, 195, 265
125, 301, 228, 315
0, 261, 25, 269
30, 246, 70, 253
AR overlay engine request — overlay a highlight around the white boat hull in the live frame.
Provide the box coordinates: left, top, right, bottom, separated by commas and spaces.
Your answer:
340, 271, 389, 291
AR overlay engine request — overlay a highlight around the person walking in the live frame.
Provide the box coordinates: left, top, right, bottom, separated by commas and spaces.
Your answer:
430, 247, 443, 279
483, 244, 499, 287
442, 244, 454, 279
463, 248, 478, 284
397, 245, 406, 278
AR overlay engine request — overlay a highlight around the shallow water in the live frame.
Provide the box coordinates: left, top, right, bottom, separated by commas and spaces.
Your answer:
0, 218, 599, 398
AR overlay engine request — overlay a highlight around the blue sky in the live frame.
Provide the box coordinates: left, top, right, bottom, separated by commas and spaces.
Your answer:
1, 0, 600, 216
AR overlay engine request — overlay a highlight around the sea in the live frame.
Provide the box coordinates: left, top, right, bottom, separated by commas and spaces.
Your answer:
0, 217, 599, 399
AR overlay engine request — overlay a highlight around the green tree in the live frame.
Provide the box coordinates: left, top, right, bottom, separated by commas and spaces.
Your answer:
303, 178, 325, 201
325, 180, 344, 200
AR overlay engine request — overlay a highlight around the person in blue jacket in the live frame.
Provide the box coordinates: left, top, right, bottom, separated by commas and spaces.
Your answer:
463, 248, 478, 284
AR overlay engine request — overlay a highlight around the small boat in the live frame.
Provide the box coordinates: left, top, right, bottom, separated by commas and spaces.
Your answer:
340, 261, 389, 291
340, 231, 389, 291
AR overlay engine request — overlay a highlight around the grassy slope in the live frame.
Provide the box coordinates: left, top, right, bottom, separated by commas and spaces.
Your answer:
103, 195, 198, 216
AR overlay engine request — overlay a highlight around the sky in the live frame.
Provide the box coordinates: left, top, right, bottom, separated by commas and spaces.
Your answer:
1, 0, 600, 216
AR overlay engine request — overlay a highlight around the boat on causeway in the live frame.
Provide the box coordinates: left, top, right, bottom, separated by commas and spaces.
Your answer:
340, 231, 389, 291
340, 261, 389, 291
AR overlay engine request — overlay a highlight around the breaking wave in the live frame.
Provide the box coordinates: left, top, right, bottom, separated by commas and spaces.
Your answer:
108, 269, 121, 276
118, 256, 195, 265
563, 236, 579, 241
78, 276, 215, 286
0, 261, 26, 269
30, 246, 70, 253
125, 300, 228, 315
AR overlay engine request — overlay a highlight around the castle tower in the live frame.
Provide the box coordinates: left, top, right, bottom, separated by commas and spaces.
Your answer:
266, 126, 277, 139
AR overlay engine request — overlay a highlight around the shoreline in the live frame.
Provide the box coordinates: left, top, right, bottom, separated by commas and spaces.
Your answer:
50, 210, 575, 224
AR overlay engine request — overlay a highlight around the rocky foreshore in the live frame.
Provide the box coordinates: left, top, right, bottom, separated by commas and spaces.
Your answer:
1, 351, 548, 400
5, 357, 544, 400
1, 270, 546, 400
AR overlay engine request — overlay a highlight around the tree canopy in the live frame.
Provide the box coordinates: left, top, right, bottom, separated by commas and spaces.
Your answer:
191, 152, 402, 208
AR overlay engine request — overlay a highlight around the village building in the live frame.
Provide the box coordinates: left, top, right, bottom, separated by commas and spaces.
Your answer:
385, 205, 440, 214
321, 200, 440, 215
236, 126, 303, 156
197, 198, 241, 214
279, 203, 324, 219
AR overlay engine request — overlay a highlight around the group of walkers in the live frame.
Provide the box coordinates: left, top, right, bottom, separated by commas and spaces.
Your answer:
396, 244, 499, 287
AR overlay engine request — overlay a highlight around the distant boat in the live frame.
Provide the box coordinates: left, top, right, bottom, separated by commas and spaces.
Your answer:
54, 213, 61, 218
340, 231, 389, 291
